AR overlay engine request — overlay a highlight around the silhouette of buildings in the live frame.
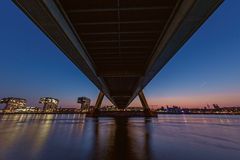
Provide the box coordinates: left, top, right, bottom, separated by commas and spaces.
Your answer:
39, 97, 59, 112
156, 104, 240, 114
0, 96, 240, 115
0, 97, 27, 112
77, 97, 91, 111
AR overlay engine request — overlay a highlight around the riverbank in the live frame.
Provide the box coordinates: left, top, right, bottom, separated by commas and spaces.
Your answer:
0, 111, 240, 116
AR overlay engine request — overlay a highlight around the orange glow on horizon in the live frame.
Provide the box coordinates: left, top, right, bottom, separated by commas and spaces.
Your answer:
145, 92, 240, 108
50, 91, 240, 109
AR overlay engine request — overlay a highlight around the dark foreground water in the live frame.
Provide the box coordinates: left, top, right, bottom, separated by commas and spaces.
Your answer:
0, 114, 240, 160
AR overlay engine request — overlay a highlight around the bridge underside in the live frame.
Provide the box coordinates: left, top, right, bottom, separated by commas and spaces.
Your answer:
14, 0, 222, 108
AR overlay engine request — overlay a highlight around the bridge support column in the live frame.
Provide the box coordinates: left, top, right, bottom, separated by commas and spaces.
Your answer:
93, 91, 104, 112
138, 90, 150, 113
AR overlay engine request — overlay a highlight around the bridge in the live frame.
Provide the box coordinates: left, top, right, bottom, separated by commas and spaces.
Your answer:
14, 0, 222, 114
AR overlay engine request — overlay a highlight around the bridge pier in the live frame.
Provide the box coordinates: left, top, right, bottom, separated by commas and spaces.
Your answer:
138, 90, 150, 112
87, 90, 157, 117
138, 90, 157, 116
93, 91, 104, 112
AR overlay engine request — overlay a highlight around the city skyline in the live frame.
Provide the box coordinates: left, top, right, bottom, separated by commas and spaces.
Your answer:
0, 0, 240, 108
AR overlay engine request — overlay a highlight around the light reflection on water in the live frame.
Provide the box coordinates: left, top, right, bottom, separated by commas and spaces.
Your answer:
0, 114, 240, 160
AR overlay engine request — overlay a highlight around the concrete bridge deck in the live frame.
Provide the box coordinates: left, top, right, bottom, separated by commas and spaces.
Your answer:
14, 0, 222, 113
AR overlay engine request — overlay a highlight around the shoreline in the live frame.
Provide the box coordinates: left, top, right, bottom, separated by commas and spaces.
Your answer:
0, 112, 240, 116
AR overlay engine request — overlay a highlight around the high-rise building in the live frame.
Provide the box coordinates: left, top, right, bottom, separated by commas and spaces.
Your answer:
0, 97, 27, 112
39, 97, 59, 112
77, 97, 91, 111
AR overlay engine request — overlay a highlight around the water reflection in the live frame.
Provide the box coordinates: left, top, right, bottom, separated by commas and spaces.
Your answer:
0, 114, 240, 160
89, 118, 153, 160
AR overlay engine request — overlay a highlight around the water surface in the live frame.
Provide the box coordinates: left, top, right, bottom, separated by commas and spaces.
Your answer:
0, 114, 240, 160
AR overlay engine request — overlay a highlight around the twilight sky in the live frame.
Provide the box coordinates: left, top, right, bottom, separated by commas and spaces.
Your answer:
0, 1, 240, 108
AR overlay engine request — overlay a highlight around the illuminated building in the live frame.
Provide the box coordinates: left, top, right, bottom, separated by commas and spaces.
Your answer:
77, 97, 91, 111
15, 106, 41, 113
59, 108, 77, 113
0, 97, 27, 112
39, 97, 59, 112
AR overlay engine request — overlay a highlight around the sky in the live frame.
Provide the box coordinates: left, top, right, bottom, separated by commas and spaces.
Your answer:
0, 1, 240, 108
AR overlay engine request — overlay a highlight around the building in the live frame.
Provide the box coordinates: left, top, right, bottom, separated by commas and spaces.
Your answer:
13, 106, 40, 113
59, 108, 77, 113
213, 104, 220, 110
0, 97, 27, 112
77, 97, 91, 111
126, 106, 143, 112
39, 97, 59, 112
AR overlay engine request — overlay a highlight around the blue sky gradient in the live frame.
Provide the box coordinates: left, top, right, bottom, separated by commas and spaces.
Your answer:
0, 1, 240, 108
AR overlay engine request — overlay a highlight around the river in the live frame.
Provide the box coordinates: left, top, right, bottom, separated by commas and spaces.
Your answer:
0, 114, 240, 160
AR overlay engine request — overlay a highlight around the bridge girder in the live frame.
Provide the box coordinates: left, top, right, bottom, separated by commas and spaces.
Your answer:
14, 0, 223, 108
